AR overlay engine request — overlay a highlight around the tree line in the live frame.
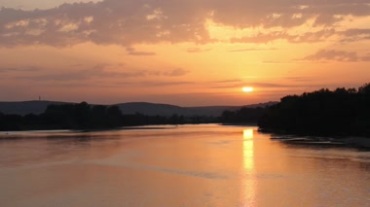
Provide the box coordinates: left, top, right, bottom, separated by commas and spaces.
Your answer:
0, 102, 217, 131
258, 83, 370, 137
220, 107, 267, 124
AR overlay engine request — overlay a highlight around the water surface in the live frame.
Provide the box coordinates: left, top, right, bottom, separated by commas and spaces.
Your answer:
0, 124, 369, 207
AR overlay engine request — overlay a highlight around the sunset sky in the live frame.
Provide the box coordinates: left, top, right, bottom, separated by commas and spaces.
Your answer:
1, 0, 369, 106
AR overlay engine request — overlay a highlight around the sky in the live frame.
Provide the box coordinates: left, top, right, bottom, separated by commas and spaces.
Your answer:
0, 0, 369, 106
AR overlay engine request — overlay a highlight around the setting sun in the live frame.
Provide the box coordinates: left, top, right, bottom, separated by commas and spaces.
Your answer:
242, 87, 254, 93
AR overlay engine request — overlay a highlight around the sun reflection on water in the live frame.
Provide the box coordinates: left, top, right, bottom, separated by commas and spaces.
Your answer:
243, 129, 254, 171
242, 128, 256, 206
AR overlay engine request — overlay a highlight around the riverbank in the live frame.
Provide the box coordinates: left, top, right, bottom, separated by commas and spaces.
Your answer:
271, 134, 370, 149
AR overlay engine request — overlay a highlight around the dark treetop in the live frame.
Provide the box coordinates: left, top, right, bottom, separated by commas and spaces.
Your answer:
258, 83, 370, 137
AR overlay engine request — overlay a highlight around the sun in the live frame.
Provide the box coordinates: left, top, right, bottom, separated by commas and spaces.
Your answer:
242, 86, 254, 93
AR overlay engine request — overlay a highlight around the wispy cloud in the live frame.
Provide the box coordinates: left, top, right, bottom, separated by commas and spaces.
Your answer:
341, 29, 370, 42
262, 60, 294, 64
230, 29, 336, 44
134, 81, 194, 87
300, 49, 370, 62
229, 47, 277, 52
0, 66, 40, 73
162, 68, 189, 77
186, 47, 211, 53
12, 64, 190, 81
126, 47, 156, 56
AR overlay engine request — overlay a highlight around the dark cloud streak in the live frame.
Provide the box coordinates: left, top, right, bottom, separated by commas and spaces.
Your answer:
0, 66, 40, 73
126, 47, 156, 56
10, 64, 190, 81
301, 49, 370, 62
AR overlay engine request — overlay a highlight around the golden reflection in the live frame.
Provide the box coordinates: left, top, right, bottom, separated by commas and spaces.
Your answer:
242, 128, 256, 206
243, 129, 254, 172
243, 129, 254, 140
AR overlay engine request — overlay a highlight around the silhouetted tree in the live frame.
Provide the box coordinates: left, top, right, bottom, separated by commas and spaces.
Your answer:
220, 107, 267, 124
39, 102, 124, 129
258, 83, 370, 137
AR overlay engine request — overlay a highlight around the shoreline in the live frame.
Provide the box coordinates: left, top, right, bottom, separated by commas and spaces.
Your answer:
271, 135, 370, 149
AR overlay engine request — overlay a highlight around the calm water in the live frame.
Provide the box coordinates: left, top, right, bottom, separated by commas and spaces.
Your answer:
0, 124, 369, 207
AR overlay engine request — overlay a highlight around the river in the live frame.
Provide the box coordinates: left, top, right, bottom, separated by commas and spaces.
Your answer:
0, 124, 369, 207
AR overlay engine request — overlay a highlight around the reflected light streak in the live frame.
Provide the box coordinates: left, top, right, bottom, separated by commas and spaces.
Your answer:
242, 128, 256, 206
243, 129, 254, 172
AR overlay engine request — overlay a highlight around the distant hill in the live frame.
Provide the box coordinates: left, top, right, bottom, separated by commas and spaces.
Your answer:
115, 102, 239, 117
0, 101, 67, 116
0, 100, 277, 117
116, 102, 277, 117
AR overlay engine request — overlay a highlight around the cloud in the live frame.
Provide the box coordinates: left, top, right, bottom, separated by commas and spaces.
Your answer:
254, 83, 291, 88
0, 0, 103, 11
206, 78, 343, 90
341, 28, 370, 42
85, 80, 194, 88
206, 79, 244, 88
231, 29, 336, 44
0, 66, 40, 73
211, 79, 243, 84
229, 47, 277, 52
12, 64, 190, 82
301, 49, 370, 62
126, 47, 156, 56
186, 47, 211, 53
207, 79, 296, 89
361, 54, 370, 61
162, 68, 189, 77
0, 0, 369, 47
0, 1, 211, 47
134, 81, 193, 87
284, 76, 315, 83
262, 60, 293, 64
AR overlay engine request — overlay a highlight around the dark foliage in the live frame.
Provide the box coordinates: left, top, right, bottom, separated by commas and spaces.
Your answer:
258, 83, 370, 137
0, 102, 124, 130
0, 102, 218, 131
121, 113, 217, 126
0, 113, 23, 130
220, 107, 267, 124
41, 102, 124, 129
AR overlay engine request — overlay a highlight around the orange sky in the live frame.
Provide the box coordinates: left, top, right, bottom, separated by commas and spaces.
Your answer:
0, 0, 369, 106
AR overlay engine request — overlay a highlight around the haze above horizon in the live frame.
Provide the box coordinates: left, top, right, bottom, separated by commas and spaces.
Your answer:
1, 0, 369, 106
